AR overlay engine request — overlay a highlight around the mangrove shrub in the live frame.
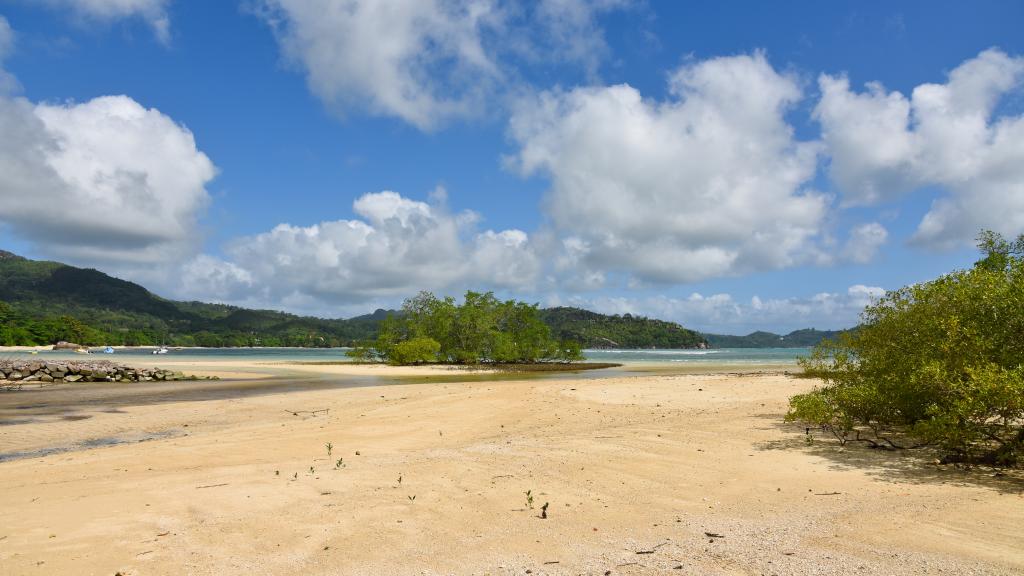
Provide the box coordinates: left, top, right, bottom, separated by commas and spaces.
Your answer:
787, 231, 1024, 465
347, 291, 584, 365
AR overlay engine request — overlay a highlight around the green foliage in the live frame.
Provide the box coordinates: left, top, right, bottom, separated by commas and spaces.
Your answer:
387, 336, 441, 365
353, 291, 582, 365
540, 307, 706, 349
555, 339, 585, 362
788, 231, 1024, 465
344, 343, 382, 362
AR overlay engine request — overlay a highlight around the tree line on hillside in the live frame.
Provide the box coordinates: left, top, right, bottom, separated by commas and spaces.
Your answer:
540, 307, 707, 348
0, 250, 383, 347
0, 300, 361, 347
788, 231, 1024, 466
347, 291, 583, 364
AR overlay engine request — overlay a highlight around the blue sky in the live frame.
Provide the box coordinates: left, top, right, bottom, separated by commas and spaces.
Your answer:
0, 1, 1022, 334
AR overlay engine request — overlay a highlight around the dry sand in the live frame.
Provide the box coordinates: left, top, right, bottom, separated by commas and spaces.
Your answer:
0, 365, 1022, 575
0, 346, 53, 353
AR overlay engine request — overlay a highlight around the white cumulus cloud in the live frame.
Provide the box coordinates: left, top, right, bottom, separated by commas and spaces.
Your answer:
0, 16, 16, 92
177, 254, 254, 303
259, 0, 502, 130
177, 191, 541, 311
0, 93, 216, 267
816, 48, 1024, 249
842, 222, 888, 264
257, 0, 629, 129
559, 284, 885, 334
0, 16, 12, 59
508, 52, 828, 285
43, 0, 172, 43
524, 0, 630, 77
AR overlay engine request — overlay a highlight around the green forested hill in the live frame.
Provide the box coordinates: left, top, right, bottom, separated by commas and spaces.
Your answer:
0, 250, 378, 347
540, 307, 706, 349
0, 250, 843, 349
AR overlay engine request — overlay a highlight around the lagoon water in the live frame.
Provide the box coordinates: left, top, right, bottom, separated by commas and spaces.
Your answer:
0, 346, 809, 455
4, 346, 810, 366
582, 347, 808, 364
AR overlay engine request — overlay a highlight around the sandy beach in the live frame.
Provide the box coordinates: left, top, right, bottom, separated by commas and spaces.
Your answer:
1, 362, 1022, 575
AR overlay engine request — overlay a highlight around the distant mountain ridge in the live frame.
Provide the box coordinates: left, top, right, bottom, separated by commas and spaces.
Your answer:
0, 251, 847, 348
702, 328, 849, 348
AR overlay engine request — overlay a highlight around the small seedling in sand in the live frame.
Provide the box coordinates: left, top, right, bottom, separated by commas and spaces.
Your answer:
540, 502, 549, 519
326, 442, 333, 457
335, 458, 344, 469
293, 472, 298, 480
408, 495, 416, 502
525, 490, 534, 509
309, 466, 315, 474
275, 470, 279, 476
398, 474, 403, 485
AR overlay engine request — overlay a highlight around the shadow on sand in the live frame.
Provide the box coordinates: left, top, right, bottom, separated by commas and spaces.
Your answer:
753, 413, 1024, 495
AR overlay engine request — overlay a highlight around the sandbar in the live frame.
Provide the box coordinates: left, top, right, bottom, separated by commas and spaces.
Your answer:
0, 363, 1021, 575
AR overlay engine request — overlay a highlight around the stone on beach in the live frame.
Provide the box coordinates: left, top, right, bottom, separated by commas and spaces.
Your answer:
0, 359, 212, 385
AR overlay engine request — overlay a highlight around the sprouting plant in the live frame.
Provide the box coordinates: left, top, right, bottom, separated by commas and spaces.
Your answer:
540, 502, 549, 519
293, 472, 298, 480
408, 495, 416, 502
525, 490, 534, 509
335, 458, 344, 469
325, 442, 333, 457
310, 466, 315, 474
398, 474, 403, 485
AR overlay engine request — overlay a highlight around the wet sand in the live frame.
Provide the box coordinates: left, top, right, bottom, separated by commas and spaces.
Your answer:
0, 364, 1022, 575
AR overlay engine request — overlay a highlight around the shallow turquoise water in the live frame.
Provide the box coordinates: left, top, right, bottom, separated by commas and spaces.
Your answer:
4, 346, 809, 365
583, 347, 809, 365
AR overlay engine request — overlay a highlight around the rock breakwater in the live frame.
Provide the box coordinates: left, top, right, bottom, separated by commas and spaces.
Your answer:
0, 359, 213, 387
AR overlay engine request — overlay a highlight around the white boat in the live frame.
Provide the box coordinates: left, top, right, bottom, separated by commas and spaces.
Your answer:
152, 346, 169, 355
102, 346, 115, 354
